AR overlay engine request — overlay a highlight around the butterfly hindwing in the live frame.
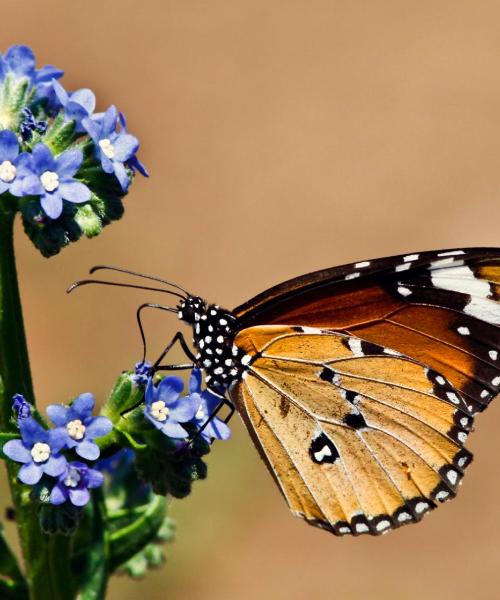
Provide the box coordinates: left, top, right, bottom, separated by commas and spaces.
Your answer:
230, 325, 473, 536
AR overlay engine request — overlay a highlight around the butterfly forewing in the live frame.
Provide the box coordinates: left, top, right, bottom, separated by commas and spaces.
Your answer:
230, 325, 472, 535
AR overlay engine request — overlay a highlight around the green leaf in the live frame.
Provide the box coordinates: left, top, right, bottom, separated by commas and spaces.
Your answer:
109, 494, 167, 573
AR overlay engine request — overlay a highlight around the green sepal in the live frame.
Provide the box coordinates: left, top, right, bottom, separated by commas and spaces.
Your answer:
42, 113, 76, 155
74, 203, 102, 237
32, 481, 82, 535
101, 372, 144, 421
0, 523, 27, 596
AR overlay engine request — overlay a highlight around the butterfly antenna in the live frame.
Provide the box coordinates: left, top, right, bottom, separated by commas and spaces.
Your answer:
89, 265, 190, 298
66, 278, 186, 301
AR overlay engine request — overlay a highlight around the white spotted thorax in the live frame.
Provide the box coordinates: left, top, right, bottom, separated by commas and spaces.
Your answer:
67, 419, 86, 441
0, 160, 16, 182
178, 296, 247, 389
150, 400, 169, 422
64, 467, 81, 488
40, 170, 59, 192
31, 442, 51, 463
98, 139, 115, 159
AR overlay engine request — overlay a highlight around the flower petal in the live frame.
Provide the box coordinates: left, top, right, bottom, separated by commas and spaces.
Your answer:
69, 393, 95, 419
3, 439, 30, 463
48, 427, 70, 453
70, 89, 96, 114
82, 117, 101, 143
157, 377, 184, 406
21, 174, 43, 196
189, 369, 202, 395
203, 417, 232, 441
35, 65, 64, 84
52, 79, 68, 106
40, 192, 63, 219
46, 404, 69, 426
85, 416, 113, 440
160, 420, 188, 439
75, 440, 100, 461
0, 130, 19, 161
113, 161, 130, 191
18, 416, 47, 445
59, 181, 91, 204
86, 468, 104, 489
102, 105, 118, 136
31, 143, 55, 173
44, 455, 67, 477
56, 148, 83, 178
169, 396, 198, 422
19, 462, 43, 485
49, 484, 67, 505
69, 488, 90, 507
5, 45, 35, 77
112, 134, 139, 162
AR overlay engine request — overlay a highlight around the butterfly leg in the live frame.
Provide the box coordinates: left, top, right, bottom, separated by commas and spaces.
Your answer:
190, 395, 235, 445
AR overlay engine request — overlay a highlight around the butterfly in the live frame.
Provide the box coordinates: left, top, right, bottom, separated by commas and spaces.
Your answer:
71, 247, 500, 536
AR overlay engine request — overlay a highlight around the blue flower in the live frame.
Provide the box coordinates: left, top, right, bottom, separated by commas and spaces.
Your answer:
0, 45, 63, 94
52, 80, 96, 132
49, 461, 104, 507
3, 417, 67, 485
118, 112, 149, 178
83, 106, 147, 192
188, 369, 231, 442
133, 361, 151, 387
12, 394, 31, 419
46, 393, 113, 461
0, 130, 32, 196
21, 143, 91, 219
144, 376, 197, 439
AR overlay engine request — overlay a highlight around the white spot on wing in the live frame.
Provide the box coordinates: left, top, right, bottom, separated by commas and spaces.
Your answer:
492, 376, 500, 386
348, 338, 364, 357
355, 523, 369, 533
464, 297, 500, 325
376, 520, 391, 532
397, 512, 412, 522
395, 263, 411, 272
447, 470, 458, 485
489, 350, 498, 361
403, 254, 419, 262
457, 326, 470, 335
345, 273, 360, 280
355, 261, 370, 268
431, 264, 490, 297
415, 502, 429, 514
397, 286, 412, 297
314, 445, 332, 461
437, 250, 465, 257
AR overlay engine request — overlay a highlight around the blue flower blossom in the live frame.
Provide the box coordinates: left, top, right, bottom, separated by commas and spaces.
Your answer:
50, 461, 104, 507
83, 106, 147, 191
21, 143, 91, 219
118, 112, 149, 178
46, 393, 113, 461
0, 130, 32, 196
144, 376, 197, 439
188, 369, 231, 442
0, 45, 63, 94
52, 80, 96, 132
3, 417, 67, 485
133, 361, 151, 387
12, 394, 31, 419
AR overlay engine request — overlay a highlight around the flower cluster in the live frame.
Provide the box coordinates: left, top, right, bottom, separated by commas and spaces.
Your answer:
143, 368, 231, 443
3, 393, 112, 507
0, 44, 147, 256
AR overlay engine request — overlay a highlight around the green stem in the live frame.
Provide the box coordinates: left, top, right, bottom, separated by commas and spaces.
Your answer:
0, 204, 74, 600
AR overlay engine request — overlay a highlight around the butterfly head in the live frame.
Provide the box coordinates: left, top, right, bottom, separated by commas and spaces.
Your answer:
177, 295, 206, 324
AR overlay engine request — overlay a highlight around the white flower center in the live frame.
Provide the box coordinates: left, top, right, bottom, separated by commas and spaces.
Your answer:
40, 170, 59, 192
98, 138, 115, 159
151, 400, 169, 422
31, 442, 51, 463
64, 467, 81, 488
196, 405, 206, 420
67, 419, 86, 440
0, 160, 16, 183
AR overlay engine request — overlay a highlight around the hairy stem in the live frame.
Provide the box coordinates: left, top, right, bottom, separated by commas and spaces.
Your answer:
0, 204, 74, 600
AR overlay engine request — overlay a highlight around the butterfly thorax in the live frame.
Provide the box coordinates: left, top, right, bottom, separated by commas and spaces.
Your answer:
178, 296, 246, 388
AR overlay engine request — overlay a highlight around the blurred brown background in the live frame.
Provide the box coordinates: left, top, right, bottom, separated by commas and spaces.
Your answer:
2, 1, 500, 598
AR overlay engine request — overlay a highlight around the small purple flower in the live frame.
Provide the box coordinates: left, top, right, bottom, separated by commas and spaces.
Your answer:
189, 369, 231, 442
0, 130, 32, 197
83, 106, 147, 192
132, 361, 152, 387
12, 394, 31, 419
50, 461, 104, 507
118, 112, 149, 178
52, 80, 96, 132
3, 417, 67, 485
19, 108, 48, 142
144, 376, 197, 439
0, 45, 63, 93
21, 143, 91, 219
46, 393, 113, 461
